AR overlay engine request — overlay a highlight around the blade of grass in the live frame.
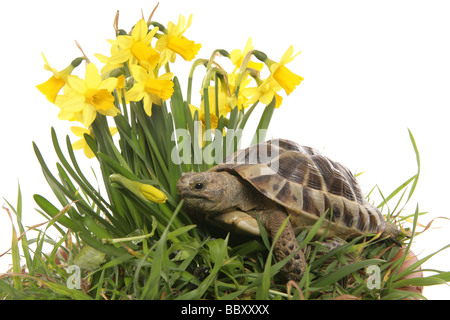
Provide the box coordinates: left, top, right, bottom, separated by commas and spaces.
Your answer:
392, 271, 450, 289
0, 279, 28, 299
2, 205, 22, 291
140, 200, 184, 299
407, 129, 420, 202
391, 243, 450, 283
4, 186, 33, 270
176, 234, 230, 300
257, 216, 290, 300
310, 258, 384, 289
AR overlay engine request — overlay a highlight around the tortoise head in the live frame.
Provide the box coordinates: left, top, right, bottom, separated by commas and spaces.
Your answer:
177, 171, 243, 214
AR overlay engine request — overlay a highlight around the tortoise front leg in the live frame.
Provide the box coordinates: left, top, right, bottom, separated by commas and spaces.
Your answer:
262, 209, 306, 281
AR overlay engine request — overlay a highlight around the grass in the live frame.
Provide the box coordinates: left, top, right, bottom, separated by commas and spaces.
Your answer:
1, 127, 450, 300
1, 12, 450, 300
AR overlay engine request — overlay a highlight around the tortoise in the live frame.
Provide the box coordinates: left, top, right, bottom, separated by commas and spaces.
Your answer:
176, 139, 399, 280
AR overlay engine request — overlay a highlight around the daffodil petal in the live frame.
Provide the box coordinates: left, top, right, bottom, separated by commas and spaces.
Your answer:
143, 94, 153, 115
59, 94, 86, 112
109, 127, 118, 136
85, 63, 102, 88
117, 35, 133, 50
280, 46, 301, 64
155, 36, 168, 53
132, 19, 148, 41
58, 109, 76, 122
72, 138, 85, 150
188, 104, 200, 115
41, 52, 50, 67
71, 126, 90, 137
82, 105, 97, 127
281, 46, 294, 63
185, 14, 193, 31
260, 91, 275, 105
99, 106, 120, 117
274, 93, 283, 108
106, 39, 117, 46
143, 26, 159, 44
84, 145, 96, 159
98, 77, 118, 92
68, 76, 87, 93
94, 53, 110, 64
130, 65, 149, 83
126, 84, 145, 101
107, 49, 131, 65
157, 72, 174, 81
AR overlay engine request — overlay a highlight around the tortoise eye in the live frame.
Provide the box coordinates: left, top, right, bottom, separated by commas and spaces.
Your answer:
194, 183, 204, 190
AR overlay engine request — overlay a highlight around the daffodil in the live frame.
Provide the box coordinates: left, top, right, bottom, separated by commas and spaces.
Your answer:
229, 38, 264, 73
126, 64, 174, 116
71, 126, 118, 159
110, 174, 167, 203
56, 63, 119, 127
189, 104, 219, 129
96, 19, 160, 71
242, 75, 284, 108
188, 104, 219, 148
265, 46, 303, 95
200, 72, 251, 121
155, 14, 201, 64
115, 75, 127, 103
71, 126, 95, 158
200, 84, 229, 122
225, 72, 252, 111
36, 53, 83, 103
95, 40, 126, 76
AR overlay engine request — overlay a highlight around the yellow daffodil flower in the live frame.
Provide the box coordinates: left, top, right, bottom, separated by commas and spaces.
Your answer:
71, 126, 118, 159
71, 126, 95, 158
189, 103, 219, 129
225, 73, 251, 111
229, 38, 264, 73
97, 19, 160, 71
267, 46, 303, 95
95, 40, 126, 76
109, 174, 167, 203
136, 181, 167, 203
155, 14, 201, 64
126, 64, 174, 116
56, 63, 119, 127
242, 76, 284, 108
200, 73, 251, 121
188, 104, 217, 148
36, 53, 82, 103
201, 85, 229, 121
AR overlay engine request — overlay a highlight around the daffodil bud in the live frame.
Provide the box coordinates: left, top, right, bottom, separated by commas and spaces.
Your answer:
252, 50, 268, 63
117, 29, 128, 36
216, 49, 230, 58
71, 57, 85, 68
110, 174, 167, 203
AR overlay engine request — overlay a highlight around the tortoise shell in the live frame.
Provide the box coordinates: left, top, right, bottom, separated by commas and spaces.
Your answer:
211, 139, 386, 238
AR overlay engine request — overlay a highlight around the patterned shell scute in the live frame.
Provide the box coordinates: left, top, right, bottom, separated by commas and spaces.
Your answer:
215, 139, 385, 235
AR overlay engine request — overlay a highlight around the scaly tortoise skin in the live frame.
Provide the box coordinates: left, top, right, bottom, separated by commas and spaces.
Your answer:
177, 139, 399, 280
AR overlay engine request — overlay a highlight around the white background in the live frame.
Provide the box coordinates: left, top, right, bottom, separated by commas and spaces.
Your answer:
1, 0, 449, 299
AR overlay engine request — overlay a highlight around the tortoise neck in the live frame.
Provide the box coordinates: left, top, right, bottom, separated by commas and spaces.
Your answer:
221, 172, 266, 212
